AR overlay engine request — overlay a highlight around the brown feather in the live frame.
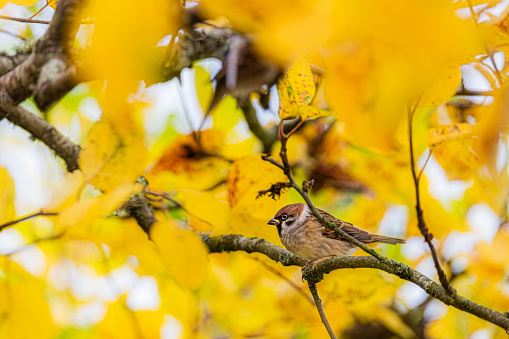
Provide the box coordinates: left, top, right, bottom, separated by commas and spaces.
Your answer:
315, 208, 406, 245
274, 204, 305, 218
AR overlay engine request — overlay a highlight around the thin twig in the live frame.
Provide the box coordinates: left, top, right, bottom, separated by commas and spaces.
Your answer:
28, 0, 53, 19
247, 256, 314, 306
143, 187, 215, 228
0, 210, 58, 232
0, 28, 26, 41
408, 104, 454, 294
466, 0, 503, 84
269, 121, 389, 264
0, 14, 94, 25
1, 105, 81, 172
0, 15, 52, 24
308, 282, 337, 339
261, 154, 284, 171
417, 150, 433, 182
242, 100, 277, 153
256, 181, 292, 200
455, 88, 494, 97
286, 119, 304, 139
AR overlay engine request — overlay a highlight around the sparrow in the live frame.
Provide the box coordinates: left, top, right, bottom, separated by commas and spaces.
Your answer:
267, 203, 405, 264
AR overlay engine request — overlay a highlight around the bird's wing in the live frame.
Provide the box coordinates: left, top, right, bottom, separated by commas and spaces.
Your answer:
314, 208, 375, 243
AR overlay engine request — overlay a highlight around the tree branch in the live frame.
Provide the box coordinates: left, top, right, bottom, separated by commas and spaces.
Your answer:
0, 52, 30, 77
0, 0, 83, 104
0, 0, 87, 113
0, 15, 53, 25
33, 60, 80, 110
0, 0, 88, 171
241, 100, 277, 154
0, 210, 58, 232
4, 204, 509, 333
2, 105, 81, 171
202, 233, 509, 332
125, 202, 157, 235
0, 15, 94, 25
308, 281, 337, 339
408, 104, 453, 294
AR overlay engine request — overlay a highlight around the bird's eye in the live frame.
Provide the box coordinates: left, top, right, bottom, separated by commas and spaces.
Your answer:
281, 213, 288, 220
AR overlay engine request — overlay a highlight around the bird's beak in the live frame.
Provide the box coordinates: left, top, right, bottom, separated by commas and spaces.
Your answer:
267, 218, 279, 226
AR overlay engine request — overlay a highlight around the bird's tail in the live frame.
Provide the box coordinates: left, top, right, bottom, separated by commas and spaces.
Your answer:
373, 235, 406, 245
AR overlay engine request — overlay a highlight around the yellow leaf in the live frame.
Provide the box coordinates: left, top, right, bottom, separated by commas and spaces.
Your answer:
0, 167, 15, 224
277, 56, 317, 120
194, 64, 214, 113
277, 74, 300, 120
211, 95, 243, 133
97, 301, 166, 339
85, 0, 180, 97
58, 184, 139, 230
419, 65, 461, 107
452, 0, 504, 11
476, 85, 509, 174
435, 146, 477, 180
0, 0, 38, 8
324, 43, 405, 150
226, 155, 287, 207
287, 56, 315, 106
0, 262, 58, 339
79, 113, 148, 192
176, 190, 229, 233
48, 0, 58, 9
427, 124, 476, 149
299, 105, 329, 120
431, 127, 478, 180
226, 155, 289, 242
147, 129, 227, 191
150, 221, 209, 289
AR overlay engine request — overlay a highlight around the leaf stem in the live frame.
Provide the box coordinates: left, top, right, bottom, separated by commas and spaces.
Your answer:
466, 0, 503, 84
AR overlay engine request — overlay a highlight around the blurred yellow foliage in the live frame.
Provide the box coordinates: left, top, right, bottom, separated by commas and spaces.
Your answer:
0, 262, 58, 339
79, 109, 148, 192
3, 0, 509, 337
150, 220, 209, 289
85, 0, 180, 96
0, 0, 38, 8
0, 168, 15, 224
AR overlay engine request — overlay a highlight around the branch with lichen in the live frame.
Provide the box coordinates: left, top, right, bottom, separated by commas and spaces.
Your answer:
202, 233, 509, 332
2, 206, 509, 333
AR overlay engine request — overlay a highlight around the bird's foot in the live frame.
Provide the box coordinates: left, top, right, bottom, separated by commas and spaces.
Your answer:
301, 256, 334, 281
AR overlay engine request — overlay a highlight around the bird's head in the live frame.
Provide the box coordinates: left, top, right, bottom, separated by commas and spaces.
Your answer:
267, 203, 309, 236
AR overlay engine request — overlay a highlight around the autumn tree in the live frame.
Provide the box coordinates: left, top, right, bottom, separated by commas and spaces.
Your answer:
0, 0, 509, 338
